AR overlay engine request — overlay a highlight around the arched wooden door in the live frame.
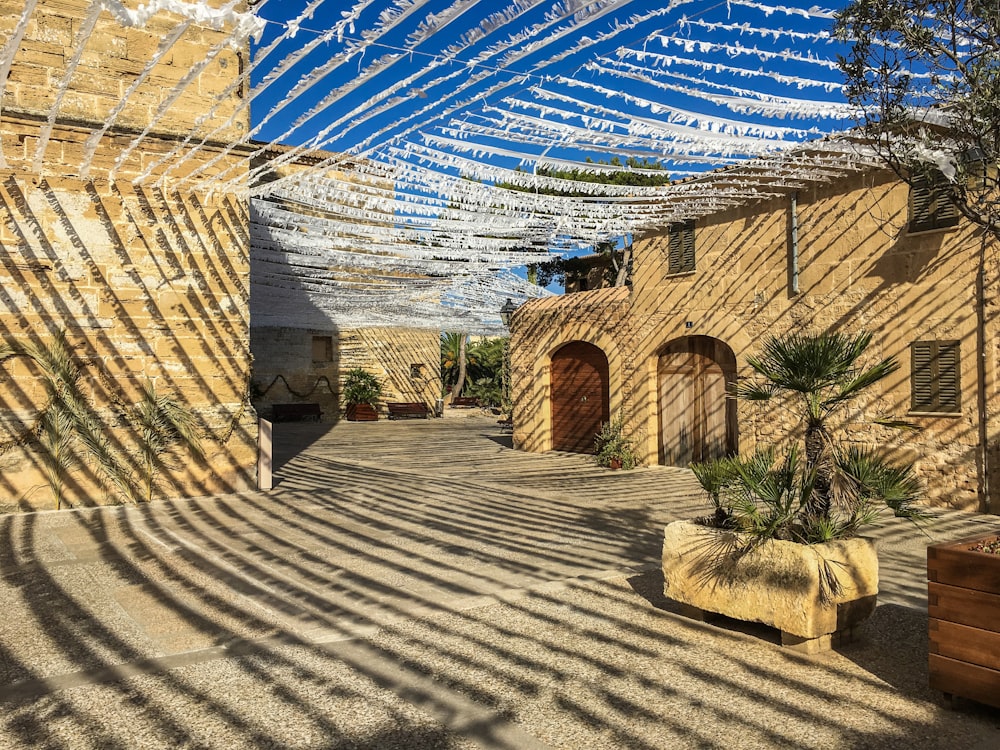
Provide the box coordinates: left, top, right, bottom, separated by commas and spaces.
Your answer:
658, 336, 737, 467
550, 342, 610, 453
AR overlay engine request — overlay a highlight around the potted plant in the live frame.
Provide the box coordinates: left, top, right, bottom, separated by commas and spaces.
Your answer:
665, 331, 926, 652
594, 413, 639, 470
342, 368, 382, 421
927, 533, 1000, 708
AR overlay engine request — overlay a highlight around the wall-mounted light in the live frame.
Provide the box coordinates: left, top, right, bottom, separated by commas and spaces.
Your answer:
961, 146, 999, 192
499, 298, 519, 327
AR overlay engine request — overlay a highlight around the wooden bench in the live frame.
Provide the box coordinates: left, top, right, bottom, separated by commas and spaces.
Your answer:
449, 396, 480, 408
272, 403, 322, 422
387, 402, 430, 420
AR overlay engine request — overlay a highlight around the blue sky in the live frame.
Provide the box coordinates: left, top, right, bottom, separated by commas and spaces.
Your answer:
248, 1, 856, 175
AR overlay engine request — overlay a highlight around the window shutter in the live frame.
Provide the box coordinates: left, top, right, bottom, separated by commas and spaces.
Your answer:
910, 174, 959, 232
937, 341, 960, 411
909, 178, 933, 233
936, 191, 960, 226
667, 229, 682, 273
911, 340, 960, 412
911, 341, 934, 411
679, 222, 695, 272
667, 221, 695, 274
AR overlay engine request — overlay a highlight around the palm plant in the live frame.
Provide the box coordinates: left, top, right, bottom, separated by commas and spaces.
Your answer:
441, 332, 473, 397
126, 379, 205, 503
736, 331, 903, 519
689, 453, 742, 527
691, 330, 925, 546
464, 337, 506, 407
693, 445, 925, 547
10, 331, 138, 505
342, 368, 382, 406
36, 407, 79, 510
3, 332, 205, 506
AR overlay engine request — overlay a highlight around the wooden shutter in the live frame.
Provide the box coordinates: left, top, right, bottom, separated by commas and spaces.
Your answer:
910, 175, 960, 233
911, 341, 934, 411
667, 221, 695, 274
936, 341, 960, 411
667, 228, 682, 273
911, 340, 960, 413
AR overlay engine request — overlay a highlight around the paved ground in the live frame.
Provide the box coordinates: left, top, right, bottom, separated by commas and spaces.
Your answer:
2, 415, 1000, 749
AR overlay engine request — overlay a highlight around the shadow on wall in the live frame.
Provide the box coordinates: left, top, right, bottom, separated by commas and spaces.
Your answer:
511, 173, 998, 512
248, 325, 341, 425
0, 176, 257, 511
248, 324, 443, 426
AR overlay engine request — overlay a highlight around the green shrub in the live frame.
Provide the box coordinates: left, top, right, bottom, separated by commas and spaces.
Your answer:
342, 368, 382, 406
691, 330, 926, 546
594, 414, 639, 470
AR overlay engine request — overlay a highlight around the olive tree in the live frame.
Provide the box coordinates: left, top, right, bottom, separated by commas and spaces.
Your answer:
835, 1, 1000, 237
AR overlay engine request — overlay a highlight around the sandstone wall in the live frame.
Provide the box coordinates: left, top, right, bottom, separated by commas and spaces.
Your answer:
0, 2, 256, 510
1, 0, 247, 159
512, 169, 1000, 511
511, 287, 630, 453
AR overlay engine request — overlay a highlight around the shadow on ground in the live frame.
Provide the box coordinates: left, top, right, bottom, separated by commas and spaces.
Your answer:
1, 417, 998, 749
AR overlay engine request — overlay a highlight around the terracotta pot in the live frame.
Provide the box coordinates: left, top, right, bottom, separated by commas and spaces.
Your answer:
345, 403, 378, 421
927, 534, 1000, 709
662, 520, 878, 653
608, 457, 623, 470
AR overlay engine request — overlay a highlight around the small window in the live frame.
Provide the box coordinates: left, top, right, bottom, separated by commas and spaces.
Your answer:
667, 220, 696, 275
911, 340, 960, 413
311, 335, 332, 363
409, 363, 424, 379
909, 174, 959, 233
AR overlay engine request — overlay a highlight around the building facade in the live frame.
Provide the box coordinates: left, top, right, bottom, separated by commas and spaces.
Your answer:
0, 1, 258, 509
511, 168, 1000, 512
250, 325, 441, 422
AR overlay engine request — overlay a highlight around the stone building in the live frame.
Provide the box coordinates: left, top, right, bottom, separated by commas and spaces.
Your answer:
562, 253, 616, 294
510, 166, 1000, 512
248, 146, 441, 421
250, 325, 440, 422
0, 1, 258, 509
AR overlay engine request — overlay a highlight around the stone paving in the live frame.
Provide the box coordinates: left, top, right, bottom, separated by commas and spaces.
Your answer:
1, 415, 1000, 749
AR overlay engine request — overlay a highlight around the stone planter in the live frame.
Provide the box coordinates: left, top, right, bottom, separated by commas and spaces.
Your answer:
345, 403, 378, 421
927, 534, 1000, 709
662, 520, 879, 653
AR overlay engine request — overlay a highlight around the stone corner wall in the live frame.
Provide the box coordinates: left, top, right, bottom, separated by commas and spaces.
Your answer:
0, 3, 256, 511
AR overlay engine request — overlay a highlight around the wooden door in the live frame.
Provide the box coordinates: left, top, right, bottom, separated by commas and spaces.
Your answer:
659, 354, 695, 466
550, 342, 609, 454
658, 337, 736, 467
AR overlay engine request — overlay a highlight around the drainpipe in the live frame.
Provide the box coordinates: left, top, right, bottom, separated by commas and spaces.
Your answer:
790, 192, 800, 295
976, 231, 991, 512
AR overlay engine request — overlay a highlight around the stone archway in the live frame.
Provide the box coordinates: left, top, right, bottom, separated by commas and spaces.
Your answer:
657, 336, 738, 467
550, 341, 610, 454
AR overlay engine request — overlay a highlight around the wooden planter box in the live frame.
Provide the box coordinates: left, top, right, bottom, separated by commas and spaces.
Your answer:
345, 403, 378, 421
927, 534, 1000, 709
662, 520, 878, 653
